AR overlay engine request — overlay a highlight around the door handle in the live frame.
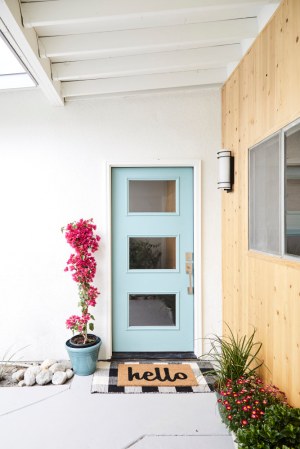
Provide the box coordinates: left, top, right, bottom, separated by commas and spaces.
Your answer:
185, 253, 194, 295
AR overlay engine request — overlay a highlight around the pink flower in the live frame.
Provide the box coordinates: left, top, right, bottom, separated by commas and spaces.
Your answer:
81, 314, 91, 324
63, 218, 101, 342
66, 315, 81, 329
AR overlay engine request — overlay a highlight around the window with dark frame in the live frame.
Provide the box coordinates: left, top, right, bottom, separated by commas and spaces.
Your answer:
285, 124, 300, 257
249, 119, 300, 259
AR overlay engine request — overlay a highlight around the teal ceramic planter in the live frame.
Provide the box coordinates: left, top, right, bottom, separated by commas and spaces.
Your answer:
66, 334, 101, 376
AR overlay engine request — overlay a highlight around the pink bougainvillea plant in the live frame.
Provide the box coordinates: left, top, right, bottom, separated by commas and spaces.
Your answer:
62, 218, 100, 345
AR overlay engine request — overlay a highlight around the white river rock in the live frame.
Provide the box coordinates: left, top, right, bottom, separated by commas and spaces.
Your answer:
36, 369, 53, 385
52, 371, 67, 385
49, 363, 66, 374
24, 370, 36, 386
41, 359, 57, 370
12, 369, 26, 382
65, 369, 74, 379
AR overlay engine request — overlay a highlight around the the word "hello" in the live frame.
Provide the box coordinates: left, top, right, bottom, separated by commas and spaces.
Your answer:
127, 367, 188, 383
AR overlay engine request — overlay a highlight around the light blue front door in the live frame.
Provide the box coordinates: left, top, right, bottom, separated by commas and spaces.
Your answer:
112, 167, 194, 352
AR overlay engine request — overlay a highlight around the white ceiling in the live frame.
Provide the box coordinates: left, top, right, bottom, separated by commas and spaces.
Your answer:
0, 0, 280, 105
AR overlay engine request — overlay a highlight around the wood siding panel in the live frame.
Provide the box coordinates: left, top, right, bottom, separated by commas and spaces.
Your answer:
222, 0, 300, 407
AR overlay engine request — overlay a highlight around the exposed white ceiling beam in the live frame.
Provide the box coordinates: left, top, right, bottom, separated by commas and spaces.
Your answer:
62, 68, 226, 99
0, 0, 63, 105
257, 2, 280, 31
4, 0, 280, 102
226, 61, 239, 77
21, 0, 269, 35
52, 44, 241, 81
241, 37, 256, 55
39, 18, 257, 62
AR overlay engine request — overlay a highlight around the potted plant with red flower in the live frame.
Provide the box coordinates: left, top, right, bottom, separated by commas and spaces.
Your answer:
202, 325, 264, 391
62, 218, 102, 375
217, 376, 287, 434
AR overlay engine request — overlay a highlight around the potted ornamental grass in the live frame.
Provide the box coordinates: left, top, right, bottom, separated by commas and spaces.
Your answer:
202, 325, 264, 390
203, 325, 300, 449
62, 218, 102, 376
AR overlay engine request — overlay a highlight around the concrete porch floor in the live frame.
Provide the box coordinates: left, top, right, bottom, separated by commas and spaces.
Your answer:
0, 373, 234, 449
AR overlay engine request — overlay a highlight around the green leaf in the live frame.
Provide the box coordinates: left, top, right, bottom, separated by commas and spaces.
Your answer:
89, 323, 94, 331
200, 324, 264, 387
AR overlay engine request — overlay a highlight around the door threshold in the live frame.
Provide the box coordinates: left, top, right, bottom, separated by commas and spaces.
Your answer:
111, 352, 197, 361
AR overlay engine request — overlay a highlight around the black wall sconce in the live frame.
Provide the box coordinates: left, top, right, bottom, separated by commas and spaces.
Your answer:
217, 150, 234, 192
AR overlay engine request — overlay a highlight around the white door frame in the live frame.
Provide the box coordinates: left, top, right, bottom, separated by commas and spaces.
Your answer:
105, 160, 202, 359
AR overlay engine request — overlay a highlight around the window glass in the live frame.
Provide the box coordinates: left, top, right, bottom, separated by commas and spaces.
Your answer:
129, 237, 176, 269
0, 32, 36, 90
129, 294, 176, 326
128, 180, 176, 213
249, 134, 281, 255
285, 125, 300, 256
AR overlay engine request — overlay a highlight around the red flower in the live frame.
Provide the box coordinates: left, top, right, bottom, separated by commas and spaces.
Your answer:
216, 375, 287, 434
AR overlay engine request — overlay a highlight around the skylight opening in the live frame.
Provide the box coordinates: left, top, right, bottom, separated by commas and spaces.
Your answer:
0, 31, 36, 90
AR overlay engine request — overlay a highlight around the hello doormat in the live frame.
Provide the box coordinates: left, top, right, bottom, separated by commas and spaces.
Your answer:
117, 363, 198, 387
91, 361, 216, 394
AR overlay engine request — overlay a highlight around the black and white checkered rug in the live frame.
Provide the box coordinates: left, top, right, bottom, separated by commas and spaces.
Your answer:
91, 361, 216, 394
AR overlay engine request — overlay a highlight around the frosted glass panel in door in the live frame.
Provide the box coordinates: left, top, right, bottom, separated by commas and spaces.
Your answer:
129, 237, 176, 269
129, 294, 176, 326
129, 180, 176, 212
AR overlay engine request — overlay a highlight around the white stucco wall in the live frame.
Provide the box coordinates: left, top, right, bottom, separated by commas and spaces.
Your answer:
0, 87, 221, 360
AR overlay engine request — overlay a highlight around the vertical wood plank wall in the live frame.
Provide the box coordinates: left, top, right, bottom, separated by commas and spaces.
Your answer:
222, 0, 300, 407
